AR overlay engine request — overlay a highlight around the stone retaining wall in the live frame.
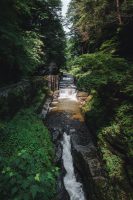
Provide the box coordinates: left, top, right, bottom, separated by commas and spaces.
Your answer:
0, 77, 47, 119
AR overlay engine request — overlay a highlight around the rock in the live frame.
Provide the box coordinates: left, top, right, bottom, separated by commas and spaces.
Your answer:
54, 90, 59, 96
41, 110, 48, 119
79, 97, 88, 101
52, 128, 62, 143
77, 92, 88, 97
50, 102, 58, 107
71, 134, 112, 200
0, 77, 45, 119
53, 98, 58, 102
54, 143, 62, 165
41, 98, 52, 119
55, 174, 70, 200
69, 128, 76, 134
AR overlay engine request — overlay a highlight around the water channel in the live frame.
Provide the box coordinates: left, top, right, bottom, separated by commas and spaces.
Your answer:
58, 75, 85, 200
45, 74, 88, 200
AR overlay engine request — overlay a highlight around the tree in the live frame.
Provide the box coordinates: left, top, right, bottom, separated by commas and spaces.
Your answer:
116, 0, 123, 25
67, 0, 133, 58
0, 0, 66, 84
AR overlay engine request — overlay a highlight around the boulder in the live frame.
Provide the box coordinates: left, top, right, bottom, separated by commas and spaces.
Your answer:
77, 92, 89, 97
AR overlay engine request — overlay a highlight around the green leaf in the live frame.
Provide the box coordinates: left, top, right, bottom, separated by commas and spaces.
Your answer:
30, 185, 40, 199
11, 187, 18, 195
34, 173, 40, 182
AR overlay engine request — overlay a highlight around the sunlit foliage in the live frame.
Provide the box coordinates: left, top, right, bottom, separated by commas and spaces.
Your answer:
0, 0, 66, 84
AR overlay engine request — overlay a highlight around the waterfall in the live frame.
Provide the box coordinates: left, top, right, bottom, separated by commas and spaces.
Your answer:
59, 88, 77, 101
62, 133, 86, 200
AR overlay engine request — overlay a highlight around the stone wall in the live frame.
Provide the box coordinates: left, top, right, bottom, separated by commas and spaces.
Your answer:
0, 77, 47, 119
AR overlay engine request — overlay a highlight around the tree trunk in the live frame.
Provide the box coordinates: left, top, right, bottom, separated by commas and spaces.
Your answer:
116, 0, 123, 25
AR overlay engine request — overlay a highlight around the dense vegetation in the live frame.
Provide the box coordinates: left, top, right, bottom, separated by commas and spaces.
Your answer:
0, 81, 58, 200
67, 0, 133, 59
0, 0, 66, 84
67, 0, 133, 199
0, 107, 58, 200
0, 0, 133, 199
0, 0, 65, 199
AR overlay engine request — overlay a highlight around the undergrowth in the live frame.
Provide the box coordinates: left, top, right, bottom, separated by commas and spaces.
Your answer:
0, 101, 57, 200
70, 52, 133, 198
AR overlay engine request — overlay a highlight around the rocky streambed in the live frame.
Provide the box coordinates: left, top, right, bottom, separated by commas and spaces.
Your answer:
42, 74, 112, 200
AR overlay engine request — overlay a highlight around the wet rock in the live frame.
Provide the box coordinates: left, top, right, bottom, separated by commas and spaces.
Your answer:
53, 98, 58, 102
46, 74, 114, 200
77, 92, 88, 97
41, 110, 48, 119
41, 98, 52, 119
69, 128, 76, 134
54, 191, 69, 200
51, 128, 62, 143
55, 175, 70, 200
54, 90, 59, 96
79, 97, 88, 101
50, 102, 58, 107
71, 134, 111, 200
54, 143, 62, 165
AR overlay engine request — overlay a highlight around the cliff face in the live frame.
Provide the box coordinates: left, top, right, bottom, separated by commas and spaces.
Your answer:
72, 135, 112, 200
81, 96, 133, 200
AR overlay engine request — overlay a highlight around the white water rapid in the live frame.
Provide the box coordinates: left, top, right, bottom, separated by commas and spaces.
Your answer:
62, 133, 86, 200
58, 75, 77, 101
59, 88, 77, 101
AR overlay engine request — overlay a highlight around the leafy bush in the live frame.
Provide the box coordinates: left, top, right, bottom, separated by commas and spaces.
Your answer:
70, 53, 130, 93
0, 107, 57, 200
98, 103, 133, 187
0, 0, 66, 84
71, 52, 133, 197
82, 96, 107, 136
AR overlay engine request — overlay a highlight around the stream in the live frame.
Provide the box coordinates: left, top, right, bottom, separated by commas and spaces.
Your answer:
59, 75, 85, 200
62, 133, 86, 200
44, 74, 86, 200
42, 74, 113, 200
43, 73, 108, 200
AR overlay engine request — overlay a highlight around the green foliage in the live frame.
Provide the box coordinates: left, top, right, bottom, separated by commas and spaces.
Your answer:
82, 96, 107, 133
100, 37, 119, 54
0, 0, 43, 83
115, 104, 133, 157
98, 103, 133, 182
100, 146, 123, 179
70, 53, 131, 94
67, 0, 133, 197
72, 52, 133, 137
0, 0, 66, 84
0, 107, 57, 200
71, 52, 133, 197
67, 0, 133, 59
22, 32, 44, 75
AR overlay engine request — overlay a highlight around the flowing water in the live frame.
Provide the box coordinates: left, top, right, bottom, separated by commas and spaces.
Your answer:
62, 133, 86, 200
46, 74, 105, 200
58, 74, 86, 200
58, 88, 77, 101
